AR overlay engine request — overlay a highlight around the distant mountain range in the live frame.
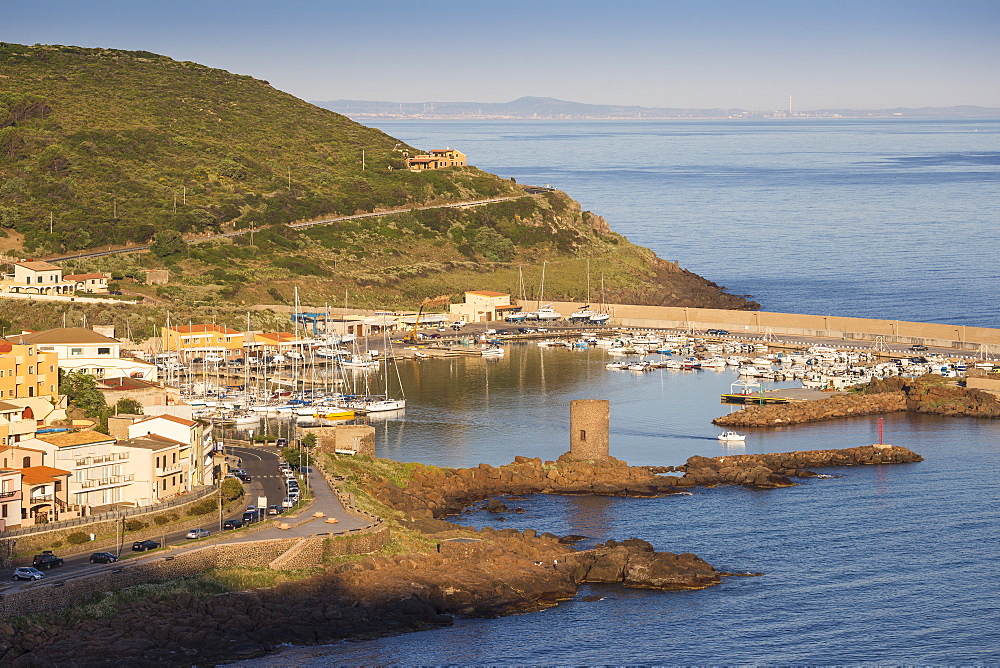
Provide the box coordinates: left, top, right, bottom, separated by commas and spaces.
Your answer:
313, 96, 1000, 120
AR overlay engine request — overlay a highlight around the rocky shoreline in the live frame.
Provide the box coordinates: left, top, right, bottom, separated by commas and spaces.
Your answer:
0, 445, 923, 666
714, 376, 1000, 428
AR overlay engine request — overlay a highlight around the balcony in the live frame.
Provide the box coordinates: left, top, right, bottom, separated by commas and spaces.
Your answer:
8, 420, 36, 436
0, 490, 22, 501
79, 474, 134, 489
74, 452, 129, 467
155, 462, 183, 477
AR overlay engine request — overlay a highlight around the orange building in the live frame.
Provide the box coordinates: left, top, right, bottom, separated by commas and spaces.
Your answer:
161, 324, 244, 359
0, 338, 59, 402
407, 148, 467, 171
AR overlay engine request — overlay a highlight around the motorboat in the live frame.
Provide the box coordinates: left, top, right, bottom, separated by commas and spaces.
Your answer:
532, 305, 562, 321
718, 431, 747, 443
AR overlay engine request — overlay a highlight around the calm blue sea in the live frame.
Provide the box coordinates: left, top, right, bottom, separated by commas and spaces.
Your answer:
235, 120, 1000, 666
373, 118, 1000, 328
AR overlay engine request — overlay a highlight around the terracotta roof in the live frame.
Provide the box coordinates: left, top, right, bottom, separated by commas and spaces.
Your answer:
0, 444, 47, 455
98, 377, 159, 391
63, 273, 108, 281
166, 324, 240, 335
118, 434, 187, 450
12, 327, 119, 345
18, 465, 70, 485
133, 414, 196, 428
34, 431, 116, 448
466, 290, 509, 297
16, 260, 61, 271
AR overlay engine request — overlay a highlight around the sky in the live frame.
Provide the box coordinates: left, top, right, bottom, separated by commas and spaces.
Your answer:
6, 0, 1000, 110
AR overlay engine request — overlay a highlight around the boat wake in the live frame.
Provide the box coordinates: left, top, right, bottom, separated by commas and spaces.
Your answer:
612, 428, 718, 441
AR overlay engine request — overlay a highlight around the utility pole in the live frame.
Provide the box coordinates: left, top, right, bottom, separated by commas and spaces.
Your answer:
287, 168, 291, 189
49, 212, 53, 234
361, 149, 365, 171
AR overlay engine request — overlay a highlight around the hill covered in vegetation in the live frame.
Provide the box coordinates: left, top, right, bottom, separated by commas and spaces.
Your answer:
0, 43, 757, 312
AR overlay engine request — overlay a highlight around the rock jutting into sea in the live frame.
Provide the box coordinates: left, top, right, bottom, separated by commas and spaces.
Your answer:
713, 375, 1000, 428
0, 445, 922, 666
372, 445, 925, 516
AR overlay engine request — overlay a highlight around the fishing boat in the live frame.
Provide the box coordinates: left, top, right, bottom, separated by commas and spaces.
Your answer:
717, 431, 747, 442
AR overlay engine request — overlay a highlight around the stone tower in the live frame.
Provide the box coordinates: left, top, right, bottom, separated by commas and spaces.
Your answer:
568, 399, 610, 461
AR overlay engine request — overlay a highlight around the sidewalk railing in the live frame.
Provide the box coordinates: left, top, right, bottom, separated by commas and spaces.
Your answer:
0, 485, 217, 539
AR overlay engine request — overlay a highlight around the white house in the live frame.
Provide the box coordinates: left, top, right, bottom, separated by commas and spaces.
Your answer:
11, 327, 158, 382
2, 260, 76, 295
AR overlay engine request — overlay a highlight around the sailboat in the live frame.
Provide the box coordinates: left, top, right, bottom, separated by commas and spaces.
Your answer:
589, 274, 611, 324
341, 326, 406, 413
530, 261, 562, 321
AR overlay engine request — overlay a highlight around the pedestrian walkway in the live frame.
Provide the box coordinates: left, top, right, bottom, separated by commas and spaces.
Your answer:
228, 464, 372, 542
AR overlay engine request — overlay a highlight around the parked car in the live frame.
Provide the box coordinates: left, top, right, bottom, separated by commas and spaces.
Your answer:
222, 518, 243, 530
267, 505, 282, 516
131, 540, 161, 552
32, 552, 64, 569
911, 344, 928, 351
190, 357, 204, 364
13, 567, 44, 581
237, 473, 251, 483
281, 497, 295, 508
241, 510, 262, 524
185, 528, 211, 540
89, 552, 120, 564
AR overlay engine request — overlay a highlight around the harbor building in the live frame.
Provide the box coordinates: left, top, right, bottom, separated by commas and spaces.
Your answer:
449, 290, 520, 323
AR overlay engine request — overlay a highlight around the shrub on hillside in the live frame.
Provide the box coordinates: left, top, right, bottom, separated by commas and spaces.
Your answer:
66, 531, 90, 545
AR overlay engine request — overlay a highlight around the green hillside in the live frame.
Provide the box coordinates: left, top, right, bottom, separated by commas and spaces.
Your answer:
0, 43, 757, 312
0, 42, 517, 253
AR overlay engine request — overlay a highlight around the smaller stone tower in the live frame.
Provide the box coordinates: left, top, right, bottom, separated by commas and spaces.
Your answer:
567, 399, 610, 461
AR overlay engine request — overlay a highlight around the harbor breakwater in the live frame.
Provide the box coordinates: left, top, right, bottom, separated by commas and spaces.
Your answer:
525, 301, 1000, 353
715, 376, 1000, 428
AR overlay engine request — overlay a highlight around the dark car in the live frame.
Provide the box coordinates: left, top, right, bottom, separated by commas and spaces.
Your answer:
32, 552, 64, 569
89, 552, 119, 564
911, 344, 928, 351
237, 473, 251, 483
222, 518, 244, 530
275, 438, 288, 448
191, 357, 204, 363
266, 504, 282, 516
131, 539, 161, 552
241, 510, 261, 524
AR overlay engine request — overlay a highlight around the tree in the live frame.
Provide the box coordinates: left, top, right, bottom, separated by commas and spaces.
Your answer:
114, 398, 144, 415
150, 229, 186, 257
59, 371, 107, 417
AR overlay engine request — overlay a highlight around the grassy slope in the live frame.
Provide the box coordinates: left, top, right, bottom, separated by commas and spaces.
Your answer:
0, 43, 756, 313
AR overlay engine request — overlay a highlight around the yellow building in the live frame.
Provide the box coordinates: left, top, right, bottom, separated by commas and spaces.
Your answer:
0, 338, 60, 402
407, 148, 467, 171
448, 290, 518, 322
161, 324, 244, 358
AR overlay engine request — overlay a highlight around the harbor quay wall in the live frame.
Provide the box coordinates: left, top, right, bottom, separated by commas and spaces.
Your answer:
522, 301, 1000, 353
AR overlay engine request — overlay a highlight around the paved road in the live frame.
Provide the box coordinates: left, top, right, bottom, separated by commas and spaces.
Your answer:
44, 194, 532, 263
0, 444, 371, 591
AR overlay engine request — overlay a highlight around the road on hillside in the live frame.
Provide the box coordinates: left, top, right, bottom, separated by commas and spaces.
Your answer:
44, 194, 532, 263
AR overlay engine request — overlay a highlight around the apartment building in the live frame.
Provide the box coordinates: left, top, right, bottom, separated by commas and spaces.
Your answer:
0, 338, 59, 402
9, 327, 157, 382
161, 324, 244, 359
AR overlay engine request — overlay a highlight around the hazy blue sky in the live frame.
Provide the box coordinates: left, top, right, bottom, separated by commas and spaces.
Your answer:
6, 0, 1000, 109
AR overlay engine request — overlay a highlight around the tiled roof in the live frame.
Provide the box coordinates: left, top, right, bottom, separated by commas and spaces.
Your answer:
134, 414, 196, 427
466, 290, 509, 297
63, 273, 108, 281
18, 465, 71, 485
166, 324, 240, 335
35, 431, 116, 448
13, 327, 119, 345
117, 434, 187, 450
16, 261, 61, 271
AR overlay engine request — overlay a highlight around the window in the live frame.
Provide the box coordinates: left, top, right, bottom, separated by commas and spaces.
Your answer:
22, 456, 30, 468
54, 481, 61, 492
70, 348, 83, 356
97, 347, 111, 355
579, 430, 587, 442
1, 505, 6, 519
28, 366, 34, 374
